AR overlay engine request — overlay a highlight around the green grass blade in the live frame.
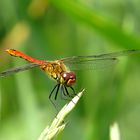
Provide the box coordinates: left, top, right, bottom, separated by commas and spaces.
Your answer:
38, 89, 84, 140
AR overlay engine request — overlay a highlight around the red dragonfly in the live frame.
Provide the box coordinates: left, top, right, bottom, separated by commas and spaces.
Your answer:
0, 49, 140, 100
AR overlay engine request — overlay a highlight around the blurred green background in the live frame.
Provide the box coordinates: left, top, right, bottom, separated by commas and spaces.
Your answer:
0, 0, 140, 140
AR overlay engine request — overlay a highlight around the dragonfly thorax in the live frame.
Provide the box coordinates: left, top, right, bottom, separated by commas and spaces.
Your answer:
40, 61, 76, 86
41, 61, 76, 86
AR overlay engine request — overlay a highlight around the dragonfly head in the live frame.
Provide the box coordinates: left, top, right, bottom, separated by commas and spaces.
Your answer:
61, 71, 76, 86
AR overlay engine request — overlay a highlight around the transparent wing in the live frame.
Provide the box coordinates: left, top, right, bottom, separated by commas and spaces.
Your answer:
61, 49, 140, 62
0, 63, 39, 77
63, 58, 118, 71
60, 49, 140, 71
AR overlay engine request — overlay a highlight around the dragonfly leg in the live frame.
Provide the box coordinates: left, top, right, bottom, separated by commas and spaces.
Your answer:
64, 86, 70, 97
49, 84, 60, 112
70, 86, 76, 96
64, 86, 77, 104
61, 85, 66, 96
49, 84, 58, 99
64, 86, 73, 98
54, 84, 60, 100
60, 85, 71, 101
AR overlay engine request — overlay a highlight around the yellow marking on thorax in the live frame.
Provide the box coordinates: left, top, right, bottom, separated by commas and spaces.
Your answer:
40, 61, 68, 81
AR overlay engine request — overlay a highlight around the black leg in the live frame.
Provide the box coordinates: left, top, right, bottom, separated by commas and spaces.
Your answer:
70, 86, 79, 98
64, 86, 76, 104
49, 84, 58, 99
70, 86, 76, 95
49, 84, 59, 112
64, 86, 71, 97
61, 85, 66, 96
60, 85, 71, 101
55, 84, 60, 100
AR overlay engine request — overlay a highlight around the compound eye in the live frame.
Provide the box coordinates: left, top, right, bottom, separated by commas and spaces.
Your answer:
62, 72, 76, 86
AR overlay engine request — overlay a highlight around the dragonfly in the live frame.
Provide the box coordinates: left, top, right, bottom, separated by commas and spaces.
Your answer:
0, 49, 140, 100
